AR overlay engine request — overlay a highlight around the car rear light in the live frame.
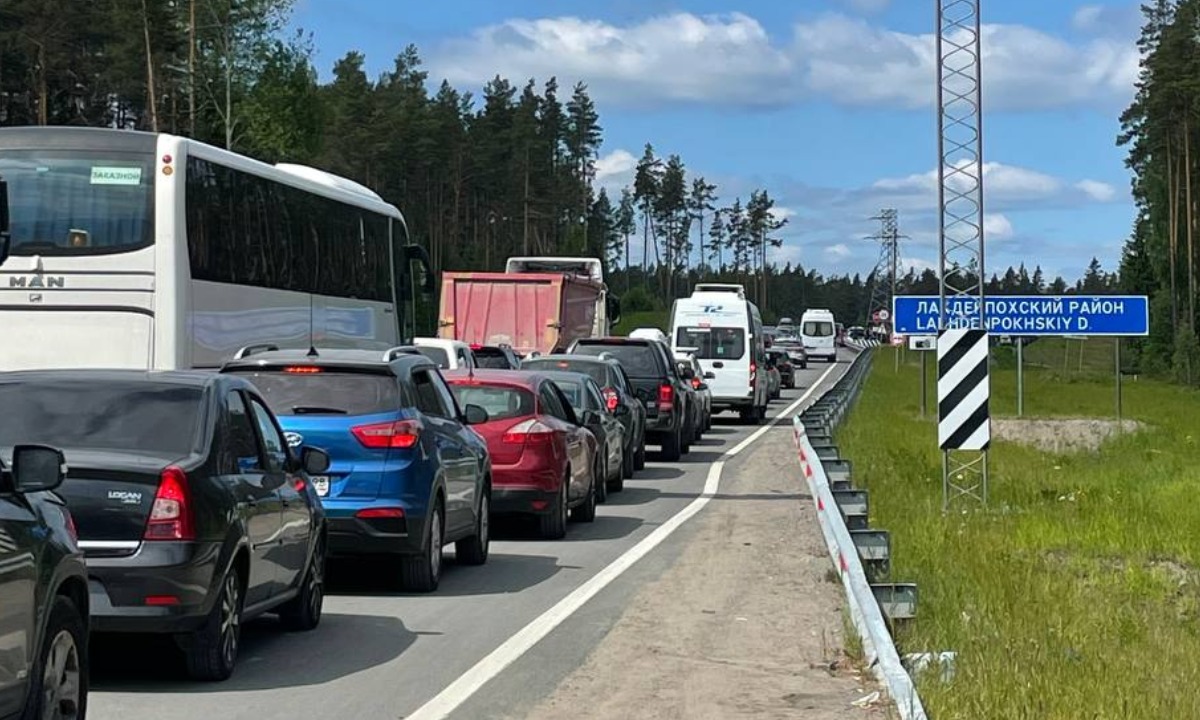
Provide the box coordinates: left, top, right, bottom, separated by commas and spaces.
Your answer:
749, 362, 757, 388
144, 595, 180, 606
658, 383, 673, 411
284, 366, 321, 374
470, 343, 482, 350
144, 466, 195, 541
355, 507, 405, 519
502, 418, 556, 445
352, 420, 421, 449
602, 387, 619, 411
691, 377, 702, 389
63, 508, 77, 543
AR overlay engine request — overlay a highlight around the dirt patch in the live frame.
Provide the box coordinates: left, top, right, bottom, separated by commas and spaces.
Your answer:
514, 424, 886, 720
992, 417, 1144, 454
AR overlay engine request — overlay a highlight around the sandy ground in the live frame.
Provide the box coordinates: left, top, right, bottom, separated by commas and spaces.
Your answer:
515, 424, 886, 720
992, 417, 1144, 453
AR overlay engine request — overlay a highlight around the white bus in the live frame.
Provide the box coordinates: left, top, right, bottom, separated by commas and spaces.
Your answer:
0, 127, 434, 370
504, 256, 621, 336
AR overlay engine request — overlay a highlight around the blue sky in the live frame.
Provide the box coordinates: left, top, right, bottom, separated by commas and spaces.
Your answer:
290, 0, 1142, 283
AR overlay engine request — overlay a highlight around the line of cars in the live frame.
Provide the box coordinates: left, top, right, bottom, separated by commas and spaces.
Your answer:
0, 329, 724, 717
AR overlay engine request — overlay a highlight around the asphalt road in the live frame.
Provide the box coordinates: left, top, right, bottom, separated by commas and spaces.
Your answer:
88, 350, 854, 720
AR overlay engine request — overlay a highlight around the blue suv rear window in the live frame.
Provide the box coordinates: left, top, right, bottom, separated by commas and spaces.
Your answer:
230, 370, 401, 416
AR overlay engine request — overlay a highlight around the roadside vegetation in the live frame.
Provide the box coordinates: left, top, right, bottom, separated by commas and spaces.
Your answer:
837, 346, 1200, 719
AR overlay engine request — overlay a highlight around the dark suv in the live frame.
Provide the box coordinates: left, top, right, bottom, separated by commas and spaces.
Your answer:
0, 370, 332, 681
568, 337, 694, 461
1, 445, 89, 719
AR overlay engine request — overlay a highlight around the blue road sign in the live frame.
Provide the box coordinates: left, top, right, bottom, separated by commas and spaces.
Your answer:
892, 295, 1149, 336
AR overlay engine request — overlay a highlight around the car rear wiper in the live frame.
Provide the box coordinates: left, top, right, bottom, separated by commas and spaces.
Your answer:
291, 406, 349, 415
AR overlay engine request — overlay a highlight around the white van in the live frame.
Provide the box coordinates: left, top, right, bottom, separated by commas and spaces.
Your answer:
670, 291, 769, 423
799, 309, 838, 362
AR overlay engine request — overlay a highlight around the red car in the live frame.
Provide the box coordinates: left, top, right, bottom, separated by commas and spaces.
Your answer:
444, 369, 599, 538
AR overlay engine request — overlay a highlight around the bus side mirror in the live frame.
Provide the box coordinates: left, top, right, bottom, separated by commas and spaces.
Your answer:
607, 295, 621, 326
403, 244, 436, 295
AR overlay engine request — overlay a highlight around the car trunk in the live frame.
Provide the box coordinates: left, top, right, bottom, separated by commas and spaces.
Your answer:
54, 449, 174, 557
274, 411, 407, 500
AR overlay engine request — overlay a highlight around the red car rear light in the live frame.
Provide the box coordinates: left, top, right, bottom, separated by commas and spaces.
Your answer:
602, 387, 619, 411
144, 466, 195, 541
749, 362, 757, 387
690, 377, 701, 389
283, 366, 321, 374
658, 383, 673, 411
502, 418, 556, 445
355, 507, 405, 519
352, 420, 421, 449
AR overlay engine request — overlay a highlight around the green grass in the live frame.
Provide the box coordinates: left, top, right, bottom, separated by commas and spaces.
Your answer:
838, 347, 1200, 719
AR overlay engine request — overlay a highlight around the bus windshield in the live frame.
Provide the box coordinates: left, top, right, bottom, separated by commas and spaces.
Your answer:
0, 150, 154, 256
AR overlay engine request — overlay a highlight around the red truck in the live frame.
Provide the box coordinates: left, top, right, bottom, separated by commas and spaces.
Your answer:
437, 271, 603, 357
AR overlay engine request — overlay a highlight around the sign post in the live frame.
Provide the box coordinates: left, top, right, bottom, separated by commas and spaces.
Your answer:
1115, 338, 1122, 423
1016, 338, 1024, 417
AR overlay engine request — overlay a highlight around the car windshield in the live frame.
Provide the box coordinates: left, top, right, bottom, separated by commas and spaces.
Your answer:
473, 349, 514, 369
448, 384, 534, 422
415, 346, 450, 368
675, 327, 746, 360
227, 370, 401, 416
551, 380, 585, 410
523, 358, 608, 385
573, 344, 660, 378
803, 321, 835, 338
0, 380, 199, 456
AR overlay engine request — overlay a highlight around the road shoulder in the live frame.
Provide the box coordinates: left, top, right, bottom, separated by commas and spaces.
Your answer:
515, 415, 883, 719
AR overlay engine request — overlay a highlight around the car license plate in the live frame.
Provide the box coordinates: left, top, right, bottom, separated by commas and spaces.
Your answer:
312, 476, 330, 497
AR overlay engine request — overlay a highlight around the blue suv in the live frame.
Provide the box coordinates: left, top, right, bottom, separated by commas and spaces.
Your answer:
221, 346, 493, 592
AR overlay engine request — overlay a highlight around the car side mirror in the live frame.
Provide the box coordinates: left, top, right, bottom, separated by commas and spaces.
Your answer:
11, 445, 67, 493
463, 403, 490, 425
301, 447, 331, 475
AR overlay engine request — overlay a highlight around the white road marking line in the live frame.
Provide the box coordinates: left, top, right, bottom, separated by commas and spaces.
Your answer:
405, 362, 844, 720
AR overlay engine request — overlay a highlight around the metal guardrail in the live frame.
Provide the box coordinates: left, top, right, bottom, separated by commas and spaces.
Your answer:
794, 348, 928, 720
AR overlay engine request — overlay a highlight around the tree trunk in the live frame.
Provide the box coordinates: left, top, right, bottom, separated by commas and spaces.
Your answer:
522, 146, 531, 256
141, 0, 159, 132
35, 42, 48, 125
1188, 116, 1195, 332
1169, 131, 1179, 325
189, 0, 197, 136
697, 210, 706, 280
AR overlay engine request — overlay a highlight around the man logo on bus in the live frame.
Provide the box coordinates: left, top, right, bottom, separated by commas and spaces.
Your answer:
702, 305, 723, 313
9, 275, 64, 289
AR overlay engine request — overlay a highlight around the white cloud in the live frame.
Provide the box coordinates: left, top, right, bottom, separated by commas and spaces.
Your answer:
1071, 5, 1142, 38
429, 11, 1139, 111
769, 206, 797, 223
984, 213, 1014, 240
595, 149, 637, 194
1076, 179, 1117, 202
825, 243, 852, 259
865, 161, 1119, 212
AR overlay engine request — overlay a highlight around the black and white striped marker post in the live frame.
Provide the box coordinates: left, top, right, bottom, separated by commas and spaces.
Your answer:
937, 328, 990, 450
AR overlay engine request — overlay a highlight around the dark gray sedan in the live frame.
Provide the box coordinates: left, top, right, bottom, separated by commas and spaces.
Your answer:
0, 445, 89, 719
538, 370, 629, 501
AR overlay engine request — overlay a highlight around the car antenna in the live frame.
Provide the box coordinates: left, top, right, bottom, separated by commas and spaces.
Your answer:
306, 344, 319, 358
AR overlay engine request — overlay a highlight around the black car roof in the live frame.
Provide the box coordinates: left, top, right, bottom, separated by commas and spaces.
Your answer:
539, 369, 599, 385
0, 369, 226, 389
526, 354, 615, 367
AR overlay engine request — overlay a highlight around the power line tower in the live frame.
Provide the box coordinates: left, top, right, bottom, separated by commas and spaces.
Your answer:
937, 0, 990, 511
865, 209, 900, 337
